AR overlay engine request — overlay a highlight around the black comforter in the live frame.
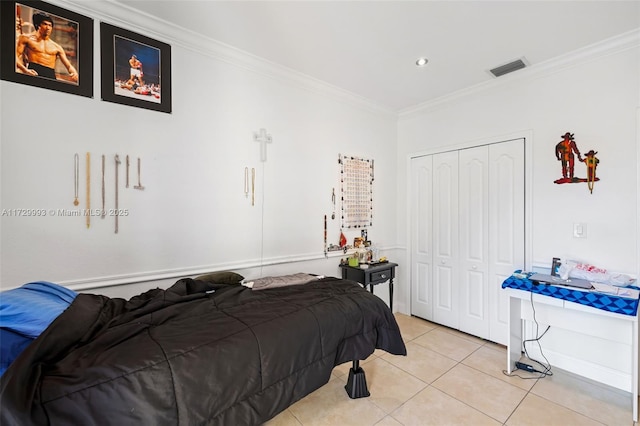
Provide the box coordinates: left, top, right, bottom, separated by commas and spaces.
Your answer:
1, 276, 406, 425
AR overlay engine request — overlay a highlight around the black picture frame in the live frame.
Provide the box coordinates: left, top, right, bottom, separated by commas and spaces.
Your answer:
0, 0, 93, 98
100, 22, 172, 113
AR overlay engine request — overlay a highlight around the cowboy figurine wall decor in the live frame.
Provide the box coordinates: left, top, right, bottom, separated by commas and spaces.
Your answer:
553, 132, 600, 193
555, 132, 582, 183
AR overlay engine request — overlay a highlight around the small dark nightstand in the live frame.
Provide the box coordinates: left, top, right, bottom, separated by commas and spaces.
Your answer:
339, 262, 398, 311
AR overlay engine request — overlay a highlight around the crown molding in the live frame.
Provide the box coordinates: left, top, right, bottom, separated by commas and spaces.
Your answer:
48, 1, 640, 119
399, 28, 640, 119
55, 0, 396, 117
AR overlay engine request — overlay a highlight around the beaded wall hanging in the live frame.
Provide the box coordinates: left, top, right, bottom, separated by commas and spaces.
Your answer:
339, 154, 373, 229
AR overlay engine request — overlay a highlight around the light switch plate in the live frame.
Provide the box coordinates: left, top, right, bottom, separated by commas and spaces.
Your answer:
573, 223, 587, 238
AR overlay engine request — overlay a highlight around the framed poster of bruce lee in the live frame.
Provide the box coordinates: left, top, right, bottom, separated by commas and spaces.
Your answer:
100, 22, 172, 113
0, 1, 93, 98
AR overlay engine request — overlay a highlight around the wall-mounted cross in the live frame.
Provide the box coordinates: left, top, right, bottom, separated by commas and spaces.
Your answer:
253, 128, 272, 162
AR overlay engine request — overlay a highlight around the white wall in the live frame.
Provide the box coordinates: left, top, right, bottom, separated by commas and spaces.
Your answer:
395, 32, 640, 314
3, 2, 637, 317
0, 1, 398, 297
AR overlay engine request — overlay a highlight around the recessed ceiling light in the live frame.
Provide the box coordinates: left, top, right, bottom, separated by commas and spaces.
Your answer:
415, 57, 429, 67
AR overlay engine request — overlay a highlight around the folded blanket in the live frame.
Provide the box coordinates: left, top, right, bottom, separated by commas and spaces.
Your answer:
243, 273, 322, 290
0, 282, 77, 376
0, 281, 77, 338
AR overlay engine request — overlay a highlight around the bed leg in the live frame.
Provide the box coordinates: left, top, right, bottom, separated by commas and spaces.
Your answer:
344, 360, 370, 399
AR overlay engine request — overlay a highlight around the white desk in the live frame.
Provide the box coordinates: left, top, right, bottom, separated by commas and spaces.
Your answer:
506, 287, 638, 421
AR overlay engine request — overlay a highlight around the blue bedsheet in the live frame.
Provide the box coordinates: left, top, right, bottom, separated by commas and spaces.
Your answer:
0, 282, 77, 376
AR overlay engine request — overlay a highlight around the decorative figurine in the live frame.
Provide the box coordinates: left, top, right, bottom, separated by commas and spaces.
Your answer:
553, 132, 601, 193
554, 132, 582, 183
580, 150, 600, 194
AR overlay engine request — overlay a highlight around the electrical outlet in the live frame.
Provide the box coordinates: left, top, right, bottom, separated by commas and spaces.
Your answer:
573, 223, 587, 238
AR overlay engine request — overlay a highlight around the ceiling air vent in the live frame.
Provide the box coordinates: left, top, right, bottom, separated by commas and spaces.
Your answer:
489, 58, 527, 77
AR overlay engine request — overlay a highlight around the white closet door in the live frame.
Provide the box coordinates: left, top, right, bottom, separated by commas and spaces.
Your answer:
489, 139, 525, 345
458, 146, 490, 339
410, 156, 433, 320
410, 138, 524, 344
432, 151, 459, 329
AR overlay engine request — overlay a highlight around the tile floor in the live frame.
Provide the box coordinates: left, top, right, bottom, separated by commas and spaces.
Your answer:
264, 313, 635, 426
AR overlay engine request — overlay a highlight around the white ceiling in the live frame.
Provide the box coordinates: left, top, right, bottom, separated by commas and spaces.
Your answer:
114, 1, 640, 112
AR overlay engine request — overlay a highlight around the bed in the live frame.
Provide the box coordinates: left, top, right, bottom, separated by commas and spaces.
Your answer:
0, 274, 406, 425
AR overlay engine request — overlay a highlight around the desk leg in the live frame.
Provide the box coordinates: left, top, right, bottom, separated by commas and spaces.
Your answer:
389, 278, 394, 312
506, 293, 522, 374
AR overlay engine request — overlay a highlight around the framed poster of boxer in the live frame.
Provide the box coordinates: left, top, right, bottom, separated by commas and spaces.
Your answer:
100, 22, 172, 113
0, 0, 93, 97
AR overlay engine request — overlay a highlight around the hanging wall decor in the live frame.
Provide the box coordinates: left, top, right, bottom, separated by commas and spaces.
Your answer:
85, 152, 91, 229
126, 155, 130, 188
253, 128, 273, 162
101, 155, 106, 219
553, 132, 600, 193
339, 154, 374, 228
133, 157, 145, 190
73, 153, 80, 206
114, 154, 121, 233
331, 188, 336, 220
0, 1, 94, 98
100, 22, 172, 113
244, 167, 249, 199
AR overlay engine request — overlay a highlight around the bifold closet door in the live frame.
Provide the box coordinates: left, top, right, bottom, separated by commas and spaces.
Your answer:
410, 138, 524, 345
410, 155, 433, 320
431, 151, 459, 330
488, 140, 525, 345
409, 150, 460, 329
458, 146, 490, 339
457, 140, 524, 343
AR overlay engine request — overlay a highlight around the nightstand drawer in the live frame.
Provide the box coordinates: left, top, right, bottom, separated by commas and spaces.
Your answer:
371, 269, 392, 283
